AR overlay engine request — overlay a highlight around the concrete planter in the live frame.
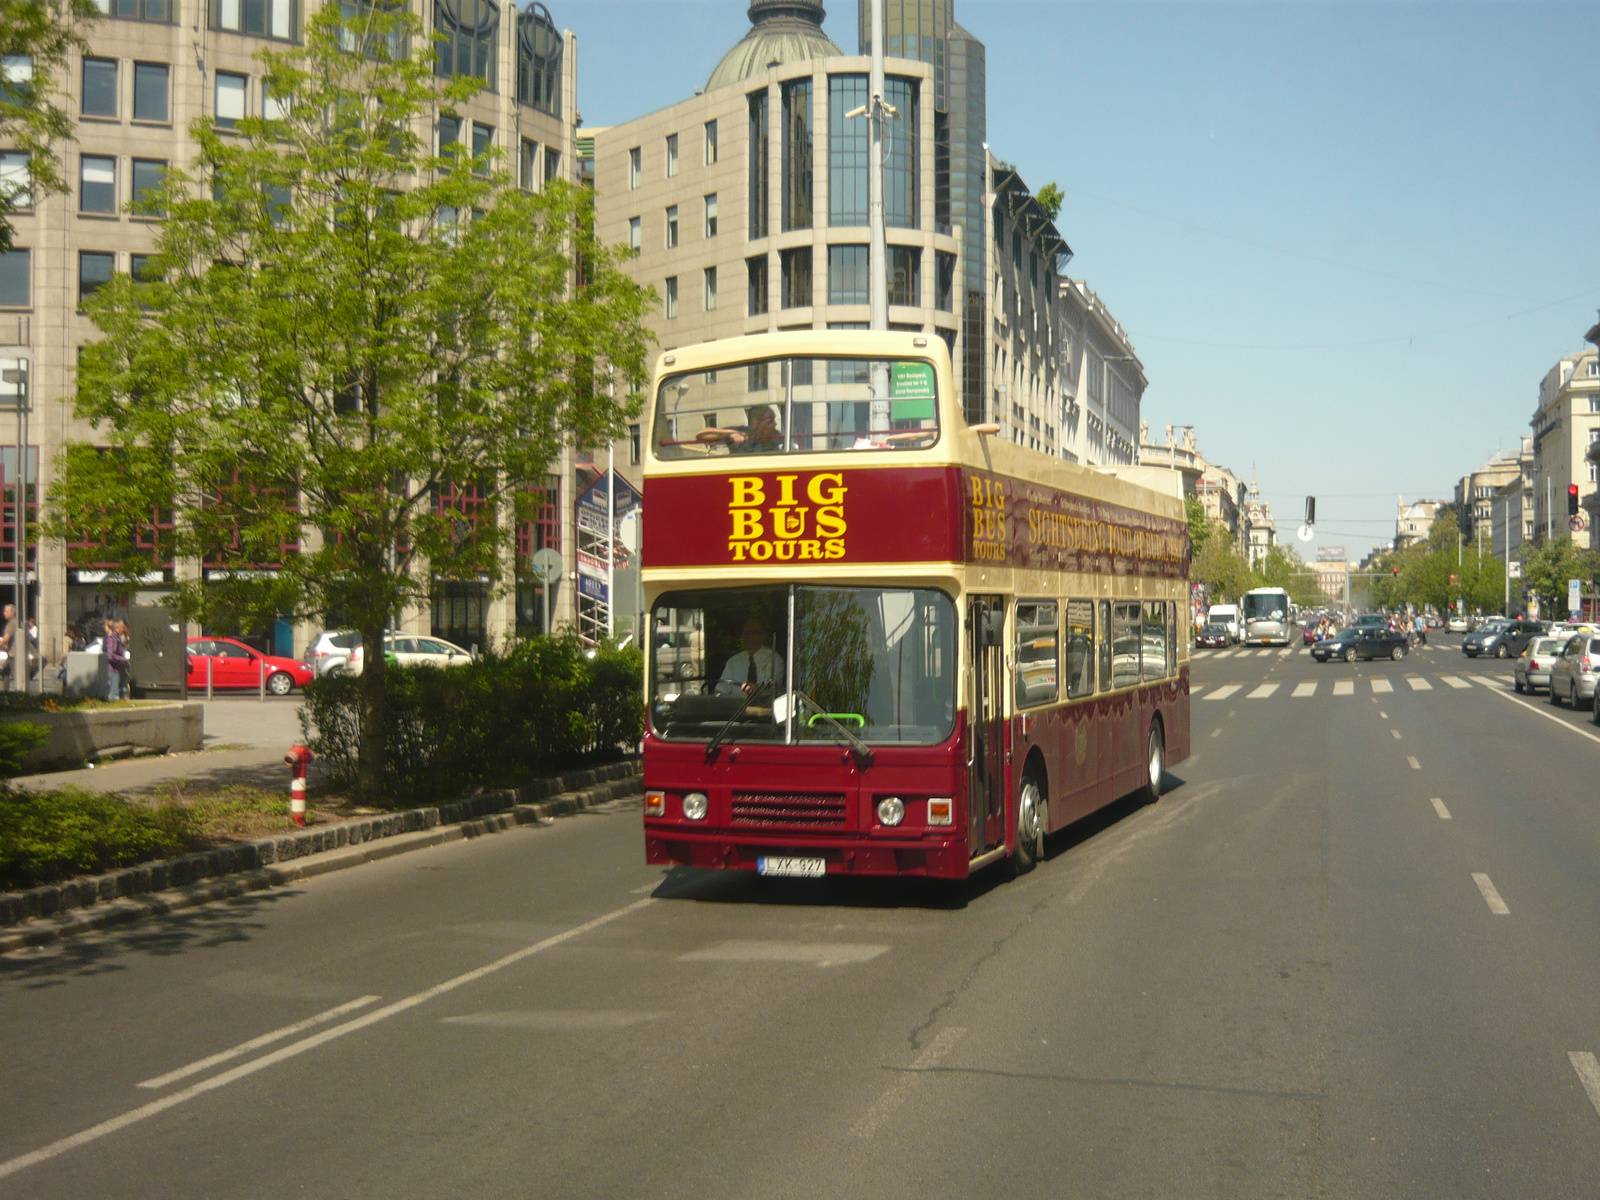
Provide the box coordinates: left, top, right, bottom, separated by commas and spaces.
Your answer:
2, 701, 204, 770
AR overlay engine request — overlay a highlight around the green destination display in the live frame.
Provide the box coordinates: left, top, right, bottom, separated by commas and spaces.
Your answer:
890, 360, 936, 420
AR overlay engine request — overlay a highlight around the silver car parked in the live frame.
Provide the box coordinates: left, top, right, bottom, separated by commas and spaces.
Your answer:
1547, 634, 1600, 710
1513, 636, 1562, 694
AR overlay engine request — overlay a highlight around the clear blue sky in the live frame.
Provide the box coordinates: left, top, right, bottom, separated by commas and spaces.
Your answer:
567, 1, 1600, 559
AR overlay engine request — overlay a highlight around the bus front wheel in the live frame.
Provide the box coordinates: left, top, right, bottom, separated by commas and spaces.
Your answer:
1011, 776, 1044, 876
1142, 722, 1165, 805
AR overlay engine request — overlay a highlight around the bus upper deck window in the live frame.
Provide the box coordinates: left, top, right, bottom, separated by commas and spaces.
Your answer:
652, 355, 939, 459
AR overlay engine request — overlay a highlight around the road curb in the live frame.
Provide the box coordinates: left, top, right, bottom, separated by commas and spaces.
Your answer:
0, 761, 641, 953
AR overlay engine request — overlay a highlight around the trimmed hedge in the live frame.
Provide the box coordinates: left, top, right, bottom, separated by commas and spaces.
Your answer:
0, 787, 190, 890
299, 635, 642, 804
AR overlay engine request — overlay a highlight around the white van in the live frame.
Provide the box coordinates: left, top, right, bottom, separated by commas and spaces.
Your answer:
1207, 604, 1242, 644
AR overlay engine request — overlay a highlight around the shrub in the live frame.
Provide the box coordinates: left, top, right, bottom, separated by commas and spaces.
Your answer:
0, 787, 192, 890
299, 635, 642, 805
0, 721, 49, 777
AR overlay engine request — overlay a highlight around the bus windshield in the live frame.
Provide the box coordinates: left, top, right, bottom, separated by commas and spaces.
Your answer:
649, 585, 956, 745
1243, 592, 1288, 622
652, 356, 940, 459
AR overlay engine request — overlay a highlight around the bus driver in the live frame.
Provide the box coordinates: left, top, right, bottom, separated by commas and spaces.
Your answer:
715, 616, 785, 696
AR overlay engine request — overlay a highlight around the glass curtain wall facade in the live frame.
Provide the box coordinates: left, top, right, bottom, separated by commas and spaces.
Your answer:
748, 91, 769, 238
781, 79, 813, 231
862, 0, 985, 421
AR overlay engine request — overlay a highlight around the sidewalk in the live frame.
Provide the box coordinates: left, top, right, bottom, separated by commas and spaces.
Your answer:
13, 696, 316, 796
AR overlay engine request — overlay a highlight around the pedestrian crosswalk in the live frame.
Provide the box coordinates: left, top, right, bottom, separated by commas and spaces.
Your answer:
1193, 674, 1511, 700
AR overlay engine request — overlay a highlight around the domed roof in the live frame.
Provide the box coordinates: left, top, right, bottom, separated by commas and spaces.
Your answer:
706, 1, 841, 93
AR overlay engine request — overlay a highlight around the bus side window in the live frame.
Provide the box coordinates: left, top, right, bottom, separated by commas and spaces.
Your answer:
1097, 600, 1111, 691
1066, 599, 1094, 699
1014, 599, 1059, 709
1112, 601, 1141, 688
1166, 602, 1177, 675
1141, 601, 1167, 682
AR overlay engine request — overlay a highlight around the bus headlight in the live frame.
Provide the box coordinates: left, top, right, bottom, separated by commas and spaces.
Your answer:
927, 798, 953, 826
682, 792, 709, 821
876, 796, 905, 827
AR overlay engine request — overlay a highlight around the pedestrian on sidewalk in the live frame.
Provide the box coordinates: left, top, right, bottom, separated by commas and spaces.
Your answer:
104, 619, 130, 701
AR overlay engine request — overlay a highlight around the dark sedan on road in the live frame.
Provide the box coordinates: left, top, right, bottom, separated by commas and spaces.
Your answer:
1195, 623, 1231, 649
1311, 628, 1363, 662
1462, 617, 1543, 659
1312, 628, 1410, 662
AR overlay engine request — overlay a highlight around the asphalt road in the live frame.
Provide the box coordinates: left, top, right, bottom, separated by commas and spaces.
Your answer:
5, 631, 1600, 1198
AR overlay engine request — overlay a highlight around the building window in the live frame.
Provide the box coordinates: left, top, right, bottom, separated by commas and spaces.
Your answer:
704, 118, 718, 165
704, 265, 717, 311
438, 113, 461, 155
519, 138, 538, 188
543, 148, 559, 182
884, 77, 918, 229
704, 193, 717, 238
629, 146, 641, 189
628, 423, 641, 465
435, 0, 499, 89
99, 0, 174, 22
470, 122, 493, 172
828, 244, 868, 304
514, 1, 561, 115
0, 152, 30, 212
215, 72, 247, 128
936, 249, 955, 311
889, 246, 920, 307
82, 57, 118, 118
665, 132, 678, 177
780, 246, 811, 309
0, 250, 28, 308
747, 255, 768, 316
829, 74, 867, 227
628, 216, 641, 255
131, 62, 169, 122
131, 158, 166, 214
212, 0, 295, 37
79, 250, 114, 302
665, 205, 678, 249
1012, 228, 1022, 269
130, 252, 157, 283
79, 155, 116, 213
748, 90, 768, 239
780, 78, 812, 232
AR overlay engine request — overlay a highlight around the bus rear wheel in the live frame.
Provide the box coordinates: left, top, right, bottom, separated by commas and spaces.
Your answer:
1142, 723, 1165, 805
1011, 777, 1044, 876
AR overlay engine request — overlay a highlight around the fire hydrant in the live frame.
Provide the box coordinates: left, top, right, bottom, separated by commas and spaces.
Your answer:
284, 744, 314, 827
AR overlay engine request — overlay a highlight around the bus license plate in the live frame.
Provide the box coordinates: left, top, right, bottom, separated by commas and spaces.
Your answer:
757, 856, 827, 878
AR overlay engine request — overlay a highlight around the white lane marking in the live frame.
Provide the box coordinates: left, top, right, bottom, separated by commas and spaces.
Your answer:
1213, 650, 1235, 659
1476, 682, 1600, 748
1259, 649, 1276, 658
1570, 1052, 1600, 1119
851, 1027, 967, 1138
1379, 711, 1388, 719
1475, 676, 1508, 688
1210, 727, 1222, 738
1203, 684, 1242, 701
1440, 675, 1471, 689
1407, 756, 1421, 770
1371, 679, 1394, 694
1333, 681, 1354, 696
1390, 729, 1402, 739
0, 898, 656, 1182
1190, 684, 1206, 696
1407, 677, 1433, 691
1247, 683, 1279, 699
1292, 682, 1317, 698
678, 940, 889, 968
137, 996, 381, 1090
1472, 872, 1510, 915
1430, 797, 1452, 820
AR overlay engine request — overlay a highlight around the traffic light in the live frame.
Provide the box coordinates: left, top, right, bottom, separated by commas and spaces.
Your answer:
1570, 484, 1581, 516
1392, 566, 1399, 577
1305, 496, 1316, 525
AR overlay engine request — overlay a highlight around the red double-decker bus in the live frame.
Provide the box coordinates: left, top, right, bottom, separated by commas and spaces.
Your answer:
641, 331, 1190, 880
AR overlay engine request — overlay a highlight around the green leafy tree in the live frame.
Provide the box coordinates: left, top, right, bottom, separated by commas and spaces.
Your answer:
1518, 537, 1600, 617
1192, 522, 1252, 604
1185, 495, 1209, 560
0, 0, 97, 251
1253, 544, 1323, 606
47, 5, 653, 803
1034, 181, 1063, 221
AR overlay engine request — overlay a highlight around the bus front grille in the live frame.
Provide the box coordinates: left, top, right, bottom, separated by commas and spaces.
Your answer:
731, 792, 849, 827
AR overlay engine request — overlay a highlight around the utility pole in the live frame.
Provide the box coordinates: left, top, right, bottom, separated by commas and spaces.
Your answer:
868, 0, 887, 334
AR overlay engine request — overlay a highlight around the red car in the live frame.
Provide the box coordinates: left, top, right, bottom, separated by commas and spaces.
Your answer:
187, 637, 315, 695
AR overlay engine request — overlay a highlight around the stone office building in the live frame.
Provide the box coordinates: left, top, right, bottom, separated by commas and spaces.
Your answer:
0, 0, 585, 658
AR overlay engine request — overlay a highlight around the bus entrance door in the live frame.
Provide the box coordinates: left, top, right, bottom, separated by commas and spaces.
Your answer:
966, 596, 1007, 856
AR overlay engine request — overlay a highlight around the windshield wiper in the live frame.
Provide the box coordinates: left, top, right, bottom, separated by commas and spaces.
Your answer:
704, 680, 773, 761
790, 690, 874, 768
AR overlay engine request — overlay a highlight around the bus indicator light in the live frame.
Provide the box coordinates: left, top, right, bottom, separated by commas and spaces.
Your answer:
645, 791, 666, 818
927, 798, 953, 826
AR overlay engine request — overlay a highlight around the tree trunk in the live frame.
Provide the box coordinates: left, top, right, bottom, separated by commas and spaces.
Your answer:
356, 616, 388, 806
